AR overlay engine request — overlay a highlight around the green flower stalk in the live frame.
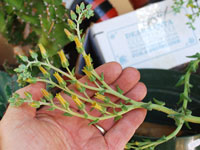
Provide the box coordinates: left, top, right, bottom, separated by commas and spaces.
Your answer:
8, 3, 200, 150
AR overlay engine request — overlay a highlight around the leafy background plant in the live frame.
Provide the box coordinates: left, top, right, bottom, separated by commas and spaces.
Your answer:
0, 0, 71, 56
0, 71, 19, 118
0, 0, 74, 119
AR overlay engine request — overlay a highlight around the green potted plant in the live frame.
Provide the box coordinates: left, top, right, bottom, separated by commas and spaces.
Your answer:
0, 0, 74, 116
0, 0, 73, 57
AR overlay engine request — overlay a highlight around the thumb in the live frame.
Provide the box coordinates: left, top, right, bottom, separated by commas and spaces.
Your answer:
3, 82, 45, 120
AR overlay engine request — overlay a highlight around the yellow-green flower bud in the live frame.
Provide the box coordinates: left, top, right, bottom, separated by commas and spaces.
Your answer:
58, 50, 69, 68
29, 101, 40, 108
54, 72, 66, 87
26, 78, 37, 84
74, 36, 83, 53
38, 44, 48, 58
24, 91, 32, 99
83, 54, 92, 68
95, 92, 106, 101
82, 67, 96, 81
64, 28, 74, 41
92, 102, 103, 112
39, 66, 49, 77
82, 67, 92, 78
72, 95, 84, 109
29, 49, 38, 59
56, 93, 69, 108
41, 89, 53, 101
67, 19, 76, 29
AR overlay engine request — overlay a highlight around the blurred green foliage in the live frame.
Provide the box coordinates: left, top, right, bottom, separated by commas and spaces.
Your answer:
0, 0, 72, 56
0, 71, 19, 118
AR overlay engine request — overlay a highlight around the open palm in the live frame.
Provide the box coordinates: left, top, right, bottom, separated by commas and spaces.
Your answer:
0, 62, 147, 150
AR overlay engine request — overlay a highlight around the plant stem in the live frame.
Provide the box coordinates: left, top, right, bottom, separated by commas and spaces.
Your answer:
34, 77, 200, 123
140, 122, 184, 149
40, 62, 100, 92
183, 71, 190, 111
37, 78, 119, 108
28, 59, 200, 124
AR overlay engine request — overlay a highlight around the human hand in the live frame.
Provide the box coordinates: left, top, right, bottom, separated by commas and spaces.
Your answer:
0, 62, 147, 150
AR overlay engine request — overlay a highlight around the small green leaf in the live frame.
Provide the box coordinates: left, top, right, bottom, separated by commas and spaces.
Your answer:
8, 97, 16, 103
63, 91, 72, 96
48, 107, 55, 111
15, 99, 24, 107
121, 104, 128, 111
86, 4, 92, 9
63, 112, 73, 117
125, 99, 132, 104
14, 64, 27, 73
76, 5, 81, 14
114, 115, 122, 122
30, 101, 40, 108
19, 55, 29, 62
113, 109, 118, 115
84, 113, 88, 119
70, 10, 77, 20
152, 98, 165, 106
13, 93, 20, 98
78, 87, 86, 93
30, 51, 38, 59
88, 119, 99, 125
71, 67, 75, 76
26, 77, 37, 84
187, 53, 200, 59
67, 80, 76, 84
160, 136, 167, 141
99, 89, 106, 95
176, 75, 185, 87
89, 75, 96, 82
24, 91, 32, 99
116, 85, 124, 94
81, 34, 86, 43
90, 107, 95, 112
80, 2, 85, 10
40, 98, 46, 103
185, 121, 192, 130
179, 93, 192, 103
104, 97, 110, 103
100, 72, 104, 81
185, 109, 192, 115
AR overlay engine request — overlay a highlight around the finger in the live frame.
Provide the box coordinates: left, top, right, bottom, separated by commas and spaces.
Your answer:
61, 62, 122, 110
85, 68, 141, 117
109, 67, 141, 103
3, 82, 45, 120
105, 108, 147, 150
97, 82, 147, 131
123, 82, 147, 102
